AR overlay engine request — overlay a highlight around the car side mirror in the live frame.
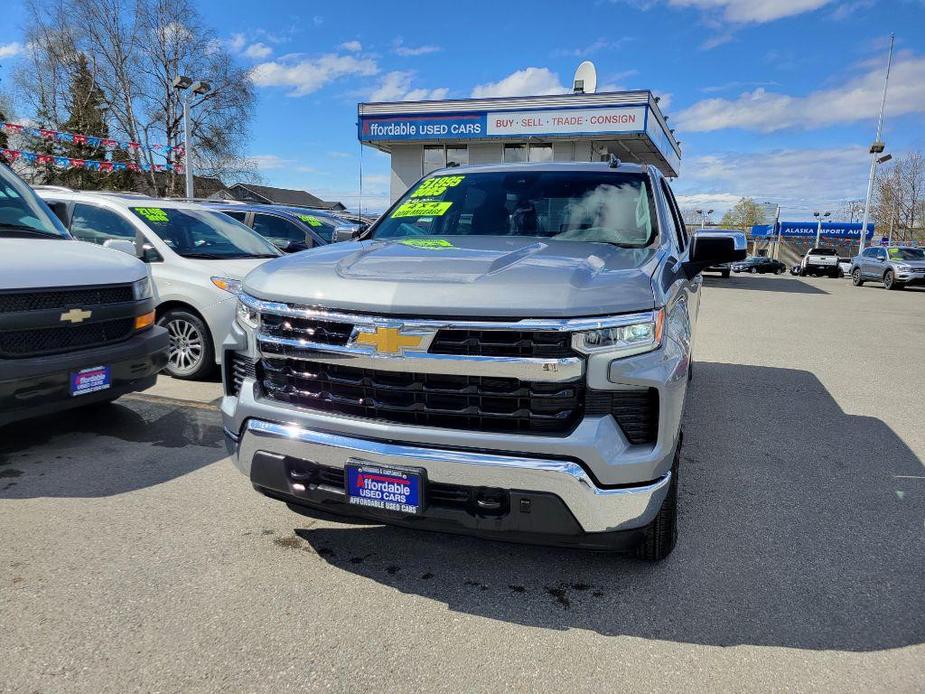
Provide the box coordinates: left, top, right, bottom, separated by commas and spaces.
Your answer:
103, 239, 139, 256
686, 231, 747, 277
333, 225, 361, 243
47, 200, 69, 227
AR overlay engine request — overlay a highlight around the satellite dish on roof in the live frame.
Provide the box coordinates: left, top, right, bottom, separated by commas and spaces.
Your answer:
573, 61, 597, 94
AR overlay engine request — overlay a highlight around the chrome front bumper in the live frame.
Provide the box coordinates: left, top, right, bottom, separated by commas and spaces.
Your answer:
227, 419, 672, 534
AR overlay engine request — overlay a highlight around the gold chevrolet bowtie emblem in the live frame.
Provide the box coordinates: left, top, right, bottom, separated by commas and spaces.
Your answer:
60, 308, 93, 324
354, 326, 423, 355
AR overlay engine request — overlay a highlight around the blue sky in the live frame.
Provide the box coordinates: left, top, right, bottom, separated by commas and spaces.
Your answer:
1, 0, 924, 218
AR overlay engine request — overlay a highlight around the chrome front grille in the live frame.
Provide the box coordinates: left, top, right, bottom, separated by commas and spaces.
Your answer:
239, 296, 656, 439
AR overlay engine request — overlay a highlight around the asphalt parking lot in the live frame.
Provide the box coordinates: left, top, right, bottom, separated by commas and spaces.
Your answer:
1, 275, 923, 693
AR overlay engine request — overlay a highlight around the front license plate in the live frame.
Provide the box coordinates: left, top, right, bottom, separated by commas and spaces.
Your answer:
345, 461, 423, 515
70, 365, 112, 397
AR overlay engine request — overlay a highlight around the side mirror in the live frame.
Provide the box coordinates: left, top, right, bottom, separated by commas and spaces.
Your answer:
47, 201, 69, 227
103, 239, 139, 256
686, 231, 747, 277
284, 240, 310, 253
333, 225, 361, 243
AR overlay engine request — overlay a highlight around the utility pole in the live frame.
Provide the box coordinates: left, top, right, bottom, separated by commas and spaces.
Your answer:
858, 33, 894, 254
172, 76, 211, 199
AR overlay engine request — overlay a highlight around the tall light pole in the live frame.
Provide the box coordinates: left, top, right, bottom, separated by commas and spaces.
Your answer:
813, 211, 831, 247
858, 33, 894, 254
172, 76, 211, 199
695, 208, 713, 230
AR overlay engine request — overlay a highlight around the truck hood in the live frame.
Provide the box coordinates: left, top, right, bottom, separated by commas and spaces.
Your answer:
244, 237, 659, 318
0, 238, 146, 290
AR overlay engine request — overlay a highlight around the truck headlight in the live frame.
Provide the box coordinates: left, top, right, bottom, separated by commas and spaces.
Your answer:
236, 297, 259, 330
211, 276, 242, 294
572, 310, 664, 357
132, 276, 153, 301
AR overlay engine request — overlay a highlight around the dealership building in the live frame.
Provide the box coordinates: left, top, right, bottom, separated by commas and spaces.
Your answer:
357, 90, 681, 203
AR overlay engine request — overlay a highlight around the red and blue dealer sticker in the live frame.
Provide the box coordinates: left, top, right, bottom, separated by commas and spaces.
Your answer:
345, 462, 423, 515
70, 365, 112, 397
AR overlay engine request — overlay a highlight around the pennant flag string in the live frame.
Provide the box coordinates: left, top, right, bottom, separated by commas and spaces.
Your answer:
2, 148, 184, 174
1, 122, 185, 159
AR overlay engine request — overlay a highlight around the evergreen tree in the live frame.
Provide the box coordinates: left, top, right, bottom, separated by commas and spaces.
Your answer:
58, 54, 110, 190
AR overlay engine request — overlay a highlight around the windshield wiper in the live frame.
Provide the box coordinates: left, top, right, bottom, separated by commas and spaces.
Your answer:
0, 223, 64, 239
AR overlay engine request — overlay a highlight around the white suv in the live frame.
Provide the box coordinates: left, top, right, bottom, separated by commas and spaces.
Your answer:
36, 189, 281, 379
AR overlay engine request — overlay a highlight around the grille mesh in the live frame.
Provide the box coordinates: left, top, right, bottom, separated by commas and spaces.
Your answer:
260, 314, 353, 346
586, 388, 659, 445
429, 329, 575, 358
0, 318, 135, 358
259, 358, 584, 435
0, 285, 133, 314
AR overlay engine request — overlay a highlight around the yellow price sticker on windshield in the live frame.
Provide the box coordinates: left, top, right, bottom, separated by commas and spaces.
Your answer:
391, 200, 453, 218
134, 207, 169, 223
298, 214, 323, 227
410, 175, 465, 198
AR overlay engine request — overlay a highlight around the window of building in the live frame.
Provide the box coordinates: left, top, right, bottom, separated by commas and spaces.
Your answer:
528, 144, 553, 162
503, 144, 527, 163
70, 203, 138, 245
446, 146, 468, 167
423, 146, 446, 174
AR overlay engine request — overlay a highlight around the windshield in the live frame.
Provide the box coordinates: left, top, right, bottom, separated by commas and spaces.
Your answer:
371, 171, 657, 248
888, 247, 925, 261
131, 207, 281, 259
294, 213, 337, 243
0, 164, 70, 239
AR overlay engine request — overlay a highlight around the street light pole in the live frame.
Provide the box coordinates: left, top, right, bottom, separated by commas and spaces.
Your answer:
172, 75, 211, 200
183, 94, 193, 199
695, 208, 713, 230
858, 33, 894, 254
813, 211, 831, 247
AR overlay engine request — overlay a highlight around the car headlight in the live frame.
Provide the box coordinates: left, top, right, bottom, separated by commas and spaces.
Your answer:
895, 264, 911, 272
132, 276, 153, 301
236, 296, 259, 330
572, 310, 664, 357
211, 276, 242, 294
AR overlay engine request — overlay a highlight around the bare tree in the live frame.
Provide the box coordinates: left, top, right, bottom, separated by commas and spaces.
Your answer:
15, 0, 256, 194
875, 151, 924, 244
720, 197, 767, 231
840, 198, 865, 223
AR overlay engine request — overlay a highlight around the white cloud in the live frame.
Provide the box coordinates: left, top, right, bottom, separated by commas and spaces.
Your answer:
341, 40, 363, 52
247, 154, 318, 174
228, 34, 247, 52
673, 147, 874, 217
677, 53, 925, 132
243, 42, 272, 59
250, 53, 379, 96
393, 38, 441, 57
655, 91, 673, 110
612, 0, 832, 22
369, 71, 448, 102
0, 42, 24, 59
313, 16, 324, 25
471, 67, 566, 98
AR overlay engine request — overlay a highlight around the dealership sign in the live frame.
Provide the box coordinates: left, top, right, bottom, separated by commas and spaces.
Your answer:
359, 105, 648, 141
751, 222, 875, 239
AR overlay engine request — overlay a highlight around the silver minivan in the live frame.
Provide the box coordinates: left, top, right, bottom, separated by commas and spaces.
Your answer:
37, 190, 281, 379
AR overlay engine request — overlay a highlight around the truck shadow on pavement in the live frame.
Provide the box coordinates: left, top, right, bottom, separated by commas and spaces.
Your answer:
0, 397, 224, 498
703, 275, 829, 294
291, 362, 924, 652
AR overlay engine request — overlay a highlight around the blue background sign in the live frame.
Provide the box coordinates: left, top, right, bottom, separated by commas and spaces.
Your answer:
360, 113, 487, 141
751, 222, 875, 240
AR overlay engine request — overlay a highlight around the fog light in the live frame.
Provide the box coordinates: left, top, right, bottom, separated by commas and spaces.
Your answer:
134, 311, 155, 330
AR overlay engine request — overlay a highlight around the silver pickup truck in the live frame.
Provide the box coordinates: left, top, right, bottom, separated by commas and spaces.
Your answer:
222, 162, 744, 560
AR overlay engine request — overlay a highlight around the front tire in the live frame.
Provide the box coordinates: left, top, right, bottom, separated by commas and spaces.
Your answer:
884, 270, 903, 290
750, 267, 757, 274
852, 268, 864, 286
159, 309, 215, 380
635, 448, 679, 561
775, 267, 784, 275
